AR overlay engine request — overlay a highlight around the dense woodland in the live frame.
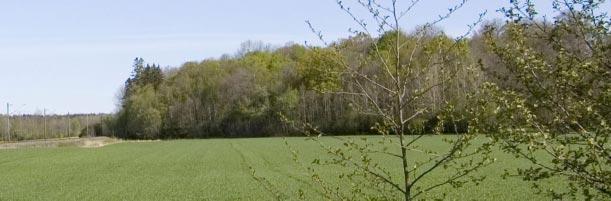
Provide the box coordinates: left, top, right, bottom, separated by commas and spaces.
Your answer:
105, 29, 471, 139
99, 18, 608, 140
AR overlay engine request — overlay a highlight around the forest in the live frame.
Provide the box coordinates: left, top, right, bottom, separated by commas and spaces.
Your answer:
109, 32, 472, 139
99, 18, 608, 140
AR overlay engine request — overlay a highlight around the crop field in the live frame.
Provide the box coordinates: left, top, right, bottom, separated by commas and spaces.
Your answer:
0, 136, 564, 201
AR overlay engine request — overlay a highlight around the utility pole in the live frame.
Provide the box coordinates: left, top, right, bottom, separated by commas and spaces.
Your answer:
6, 103, 10, 141
67, 112, 70, 137
86, 114, 90, 137
43, 108, 47, 139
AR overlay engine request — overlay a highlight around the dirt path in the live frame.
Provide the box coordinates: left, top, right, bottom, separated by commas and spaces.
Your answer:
0, 137, 121, 149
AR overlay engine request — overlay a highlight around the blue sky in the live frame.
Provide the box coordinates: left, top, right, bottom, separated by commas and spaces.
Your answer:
0, 0, 603, 114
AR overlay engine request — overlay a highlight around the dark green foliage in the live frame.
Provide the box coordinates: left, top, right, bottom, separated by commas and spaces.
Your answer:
423, 116, 469, 134
124, 58, 163, 97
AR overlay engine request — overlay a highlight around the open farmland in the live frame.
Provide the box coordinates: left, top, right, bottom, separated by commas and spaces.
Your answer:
0, 136, 567, 201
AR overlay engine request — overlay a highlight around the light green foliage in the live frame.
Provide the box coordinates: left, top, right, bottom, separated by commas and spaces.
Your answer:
0, 136, 564, 201
108, 29, 481, 141
112, 44, 376, 139
296, 48, 342, 92
290, 1, 494, 200
472, 0, 610, 199
124, 85, 165, 139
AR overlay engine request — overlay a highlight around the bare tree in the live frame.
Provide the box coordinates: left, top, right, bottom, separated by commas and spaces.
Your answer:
277, 0, 495, 200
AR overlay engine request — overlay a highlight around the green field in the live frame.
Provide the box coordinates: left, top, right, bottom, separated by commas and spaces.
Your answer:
0, 136, 564, 200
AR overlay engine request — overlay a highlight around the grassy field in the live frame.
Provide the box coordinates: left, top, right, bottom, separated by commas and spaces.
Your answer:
0, 136, 566, 200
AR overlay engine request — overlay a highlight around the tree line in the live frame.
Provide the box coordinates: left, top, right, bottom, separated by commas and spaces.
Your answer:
103, 30, 474, 139
1, 113, 108, 141
97, 18, 607, 141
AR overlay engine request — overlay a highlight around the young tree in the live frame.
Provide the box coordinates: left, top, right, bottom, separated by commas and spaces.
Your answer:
474, 0, 610, 199
280, 0, 494, 200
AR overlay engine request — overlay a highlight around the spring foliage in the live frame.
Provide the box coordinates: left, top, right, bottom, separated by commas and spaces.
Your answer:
472, 0, 610, 199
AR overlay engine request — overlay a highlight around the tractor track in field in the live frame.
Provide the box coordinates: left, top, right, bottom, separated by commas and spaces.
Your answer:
229, 141, 326, 197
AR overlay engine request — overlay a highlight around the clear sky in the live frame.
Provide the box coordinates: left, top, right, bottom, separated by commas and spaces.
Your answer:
0, 0, 604, 114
